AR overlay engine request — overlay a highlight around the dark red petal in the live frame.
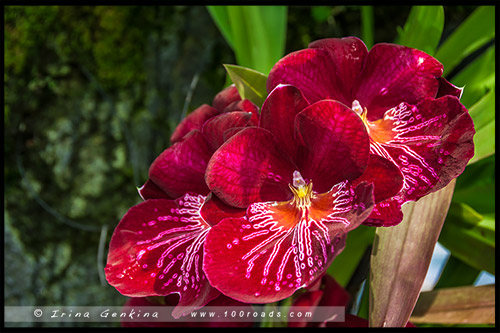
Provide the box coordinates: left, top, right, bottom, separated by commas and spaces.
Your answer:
308, 36, 368, 102
436, 77, 464, 99
223, 99, 259, 114
352, 154, 404, 203
259, 84, 310, 159
370, 96, 475, 203
170, 104, 220, 144
354, 43, 443, 121
199, 192, 246, 226
363, 197, 404, 227
203, 182, 374, 303
267, 48, 351, 106
149, 130, 213, 198
201, 111, 254, 151
205, 127, 297, 208
268, 38, 367, 106
105, 196, 220, 318
294, 100, 370, 193
317, 274, 350, 307
138, 179, 173, 200
212, 84, 242, 113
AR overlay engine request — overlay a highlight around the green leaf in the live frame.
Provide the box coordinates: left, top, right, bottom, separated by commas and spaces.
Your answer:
206, 6, 235, 49
208, 6, 287, 74
224, 64, 268, 106
438, 203, 495, 274
470, 120, 495, 165
360, 6, 374, 49
327, 225, 375, 287
454, 155, 495, 215
450, 46, 495, 109
396, 6, 444, 55
435, 6, 495, 76
369, 182, 456, 327
434, 255, 481, 289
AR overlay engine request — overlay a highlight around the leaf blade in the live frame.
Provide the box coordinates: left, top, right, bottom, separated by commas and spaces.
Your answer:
224, 64, 268, 106
369, 181, 456, 327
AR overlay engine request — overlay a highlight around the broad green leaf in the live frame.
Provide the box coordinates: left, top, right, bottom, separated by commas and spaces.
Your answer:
450, 46, 495, 109
470, 120, 495, 165
327, 225, 375, 287
446, 201, 483, 228
439, 203, 495, 274
206, 6, 235, 49
434, 255, 481, 289
468, 88, 495, 134
209, 6, 287, 74
435, 6, 495, 76
357, 280, 370, 319
360, 6, 374, 49
224, 64, 268, 106
410, 285, 495, 324
369, 181, 456, 327
454, 155, 495, 214
396, 6, 444, 55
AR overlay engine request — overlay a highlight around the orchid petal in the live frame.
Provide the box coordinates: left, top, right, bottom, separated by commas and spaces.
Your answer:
267, 48, 350, 106
199, 192, 246, 226
259, 84, 310, 159
212, 84, 242, 113
138, 179, 173, 201
105, 195, 220, 318
354, 43, 443, 121
206, 127, 297, 208
149, 130, 213, 199
370, 96, 475, 202
436, 77, 464, 99
203, 182, 374, 303
268, 37, 368, 106
294, 100, 370, 193
201, 111, 254, 151
353, 154, 404, 203
170, 105, 219, 144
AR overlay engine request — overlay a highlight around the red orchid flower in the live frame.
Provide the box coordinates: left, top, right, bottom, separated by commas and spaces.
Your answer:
122, 294, 254, 327
203, 85, 375, 303
105, 86, 256, 318
267, 37, 475, 226
289, 274, 415, 328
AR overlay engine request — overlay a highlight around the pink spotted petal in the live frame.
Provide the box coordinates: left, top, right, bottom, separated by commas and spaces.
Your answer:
436, 77, 464, 99
363, 197, 404, 227
212, 84, 242, 113
201, 111, 254, 151
149, 130, 213, 198
354, 43, 443, 121
203, 182, 374, 303
259, 84, 310, 159
352, 154, 404, 203
370, 96, 475, 203
206, 127, 297, 208
199, 192, 246, 226
138, 179, 173, 201
105, 195, 220, 318
294, 100, 370, 193
170, 104, 220, 144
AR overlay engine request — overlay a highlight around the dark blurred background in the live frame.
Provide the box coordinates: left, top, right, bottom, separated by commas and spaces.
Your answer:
4, 5, 476, 327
